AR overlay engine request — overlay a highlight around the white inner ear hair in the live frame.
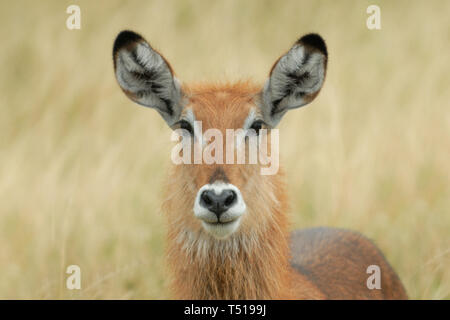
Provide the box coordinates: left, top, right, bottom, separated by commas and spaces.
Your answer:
269, 44, 326, 110
115, 41, 180, 118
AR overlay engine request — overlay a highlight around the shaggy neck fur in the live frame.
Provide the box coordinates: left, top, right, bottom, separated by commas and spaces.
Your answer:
163, 168, 298, 299
167, 227, 293, 299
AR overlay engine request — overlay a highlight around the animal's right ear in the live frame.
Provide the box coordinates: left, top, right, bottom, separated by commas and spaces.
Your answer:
113, 30, 183, 126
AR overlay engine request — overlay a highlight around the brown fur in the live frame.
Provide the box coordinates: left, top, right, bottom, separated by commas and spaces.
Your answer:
161, 82, 407, 300
290, 228, 408, 299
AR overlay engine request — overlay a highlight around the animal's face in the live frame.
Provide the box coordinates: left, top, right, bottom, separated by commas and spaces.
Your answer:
113, 30, 327, 239
176, 84, 265, 239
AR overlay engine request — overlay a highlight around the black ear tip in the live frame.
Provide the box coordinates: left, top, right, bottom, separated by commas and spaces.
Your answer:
113, 30, 144, 55
298, 33, 327, 56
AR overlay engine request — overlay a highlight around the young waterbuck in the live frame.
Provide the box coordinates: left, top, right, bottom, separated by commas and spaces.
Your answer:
112, 30, 407, 299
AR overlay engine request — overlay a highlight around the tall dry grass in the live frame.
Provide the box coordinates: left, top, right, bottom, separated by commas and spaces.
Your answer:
0, 0, 448, 299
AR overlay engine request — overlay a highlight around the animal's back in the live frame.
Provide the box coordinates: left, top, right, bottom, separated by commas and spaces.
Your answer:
289, 227, 408, 299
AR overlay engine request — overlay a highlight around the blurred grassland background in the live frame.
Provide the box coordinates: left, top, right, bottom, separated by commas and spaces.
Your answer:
0, 0, 449, 299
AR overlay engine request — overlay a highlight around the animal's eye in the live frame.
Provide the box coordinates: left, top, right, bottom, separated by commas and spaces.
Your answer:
249, 120, 265, 135
177, 120, 194, 136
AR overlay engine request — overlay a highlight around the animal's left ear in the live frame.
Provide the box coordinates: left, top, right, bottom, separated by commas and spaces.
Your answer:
260, 34, 328, 127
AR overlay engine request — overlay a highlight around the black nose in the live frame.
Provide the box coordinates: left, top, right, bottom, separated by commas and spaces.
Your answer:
200, 189, 237, 218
